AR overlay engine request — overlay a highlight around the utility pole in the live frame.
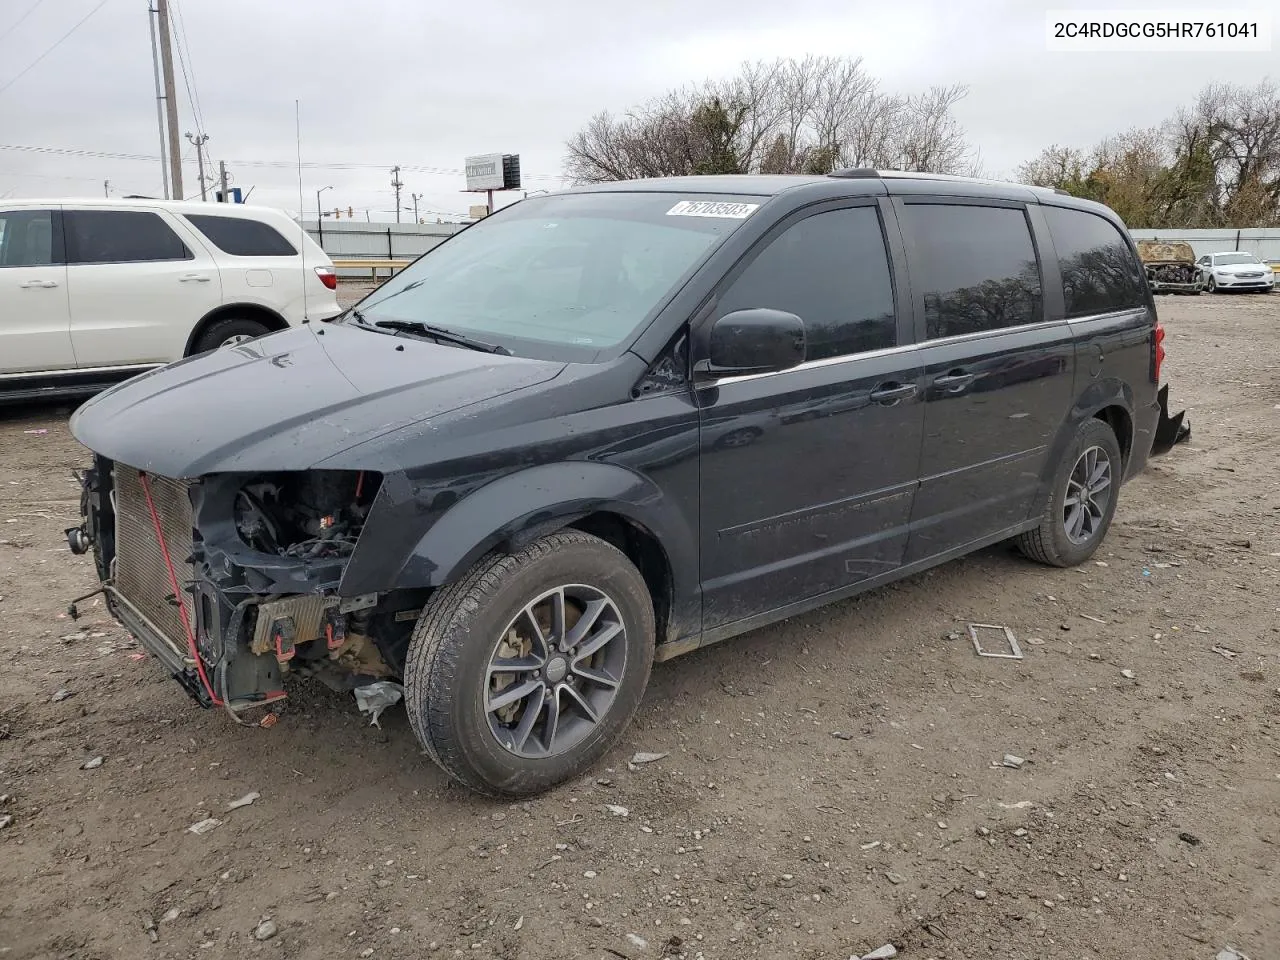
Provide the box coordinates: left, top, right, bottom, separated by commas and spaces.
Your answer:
186, 131, 209, 200
410, 192, 422, 223
147, 4, 170, 199
316, 185, 333, 248
156, 0, 183, 199
390, 166, 403, 224
218, 160, 228, 202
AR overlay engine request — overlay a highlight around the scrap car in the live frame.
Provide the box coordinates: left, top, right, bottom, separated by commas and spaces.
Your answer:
66, 171, 1190, 798
1136, 239, 1203, 294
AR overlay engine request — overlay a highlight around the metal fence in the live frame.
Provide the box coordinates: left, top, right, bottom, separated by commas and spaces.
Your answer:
300, 220, 466, 277
1129, 228, 1280, 261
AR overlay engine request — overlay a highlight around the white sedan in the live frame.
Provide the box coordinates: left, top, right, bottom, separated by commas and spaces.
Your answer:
1196, 252, 1276, 293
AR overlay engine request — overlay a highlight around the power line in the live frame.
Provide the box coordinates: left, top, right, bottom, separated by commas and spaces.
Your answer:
170, 0, 204, 134
0, 142, 569, 181
0, 169, 109, 183
0, 0, 113, 96
0, 0, 47, 44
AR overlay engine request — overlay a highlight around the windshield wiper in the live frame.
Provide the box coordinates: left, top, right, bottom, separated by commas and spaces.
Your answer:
373, 319, 510, 355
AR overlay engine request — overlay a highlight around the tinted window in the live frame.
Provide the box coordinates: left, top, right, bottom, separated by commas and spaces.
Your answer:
901, 204, 1043, 339
65, 210, 191, 264
1043, 206, 1143, 316
0, 209, 56, 267
185, 214, 297, 256
716, 207, 896, 361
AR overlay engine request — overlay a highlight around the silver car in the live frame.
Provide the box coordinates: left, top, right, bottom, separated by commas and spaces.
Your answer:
1196, 252, 1276, 293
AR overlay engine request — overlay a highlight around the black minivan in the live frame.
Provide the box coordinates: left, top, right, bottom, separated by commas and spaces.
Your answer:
67, 171, 1187, 797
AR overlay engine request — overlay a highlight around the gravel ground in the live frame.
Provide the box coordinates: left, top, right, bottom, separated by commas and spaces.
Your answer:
0, 291, 1277, 960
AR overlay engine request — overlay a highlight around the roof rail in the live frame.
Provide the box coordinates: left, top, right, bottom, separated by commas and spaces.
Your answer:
828, 168, 879, 179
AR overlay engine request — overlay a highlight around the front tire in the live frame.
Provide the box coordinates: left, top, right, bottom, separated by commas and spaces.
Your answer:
404, 530, 655, 798
714, 426, 763, 450
1016, 418, 1122, 568
1206, 276, 1217, 293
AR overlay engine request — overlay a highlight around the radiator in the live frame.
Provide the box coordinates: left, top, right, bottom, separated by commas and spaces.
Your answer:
113, 465, 196, 651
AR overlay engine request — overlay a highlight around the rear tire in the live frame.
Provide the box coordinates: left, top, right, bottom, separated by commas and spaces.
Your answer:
190, 317, 273, 354
404, 531, 655, 798
1016, 418, 1122, 568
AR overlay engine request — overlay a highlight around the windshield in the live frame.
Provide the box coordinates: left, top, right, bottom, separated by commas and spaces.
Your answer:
1215, 253, 1261, 265
348, 191, 762, 361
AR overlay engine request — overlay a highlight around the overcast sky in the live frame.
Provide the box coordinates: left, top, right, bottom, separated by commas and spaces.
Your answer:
0, 0, 1273, 221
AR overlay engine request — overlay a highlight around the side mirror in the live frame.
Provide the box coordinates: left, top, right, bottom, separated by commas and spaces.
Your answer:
694, 308, 806, 379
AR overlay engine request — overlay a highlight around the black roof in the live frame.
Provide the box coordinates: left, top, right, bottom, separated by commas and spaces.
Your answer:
571, 174, 827, 197
566, 170, 1118, 220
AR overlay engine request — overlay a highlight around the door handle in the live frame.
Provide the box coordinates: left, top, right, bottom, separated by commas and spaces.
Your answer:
933, 369, 976, 392
869, 382, 918, 404
19, 279, 57, 289
179, 274, 211, 282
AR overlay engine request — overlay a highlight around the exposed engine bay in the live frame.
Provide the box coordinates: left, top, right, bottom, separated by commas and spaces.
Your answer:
234, 472, 367, 560
1136, 240, 1203, 294
1145, 261, 1199, 288
68, 458, 429, 718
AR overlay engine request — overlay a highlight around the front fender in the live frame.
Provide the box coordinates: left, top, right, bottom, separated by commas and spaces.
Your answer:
344, 462, 698, 600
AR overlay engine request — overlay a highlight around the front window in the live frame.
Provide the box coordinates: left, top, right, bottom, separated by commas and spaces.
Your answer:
347, 192, 760, 361
1214, 253, 1261, 266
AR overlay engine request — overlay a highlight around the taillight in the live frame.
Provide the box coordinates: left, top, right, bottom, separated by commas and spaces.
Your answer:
314, 266, 337, 290
1153, 321, 1166, 384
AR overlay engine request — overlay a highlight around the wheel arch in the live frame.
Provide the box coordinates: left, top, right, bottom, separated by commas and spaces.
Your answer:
1029, 380, 1136, 520
184, 302, 289, 356
358, 462, 699, 647
1091, 402, 1133, 471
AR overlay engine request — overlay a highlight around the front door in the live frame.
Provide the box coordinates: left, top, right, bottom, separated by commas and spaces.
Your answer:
696, 201, 924, 631
895, 199, 1075, 563
0, 207, 75, 374
64, 208, 223, 367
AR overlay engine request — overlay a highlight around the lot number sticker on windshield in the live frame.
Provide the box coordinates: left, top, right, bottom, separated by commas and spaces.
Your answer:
666, 200, 759, 219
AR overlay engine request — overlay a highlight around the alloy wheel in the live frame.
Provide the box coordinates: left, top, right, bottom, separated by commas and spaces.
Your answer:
1063, 444, 1112, 545
484, 584, 627, 758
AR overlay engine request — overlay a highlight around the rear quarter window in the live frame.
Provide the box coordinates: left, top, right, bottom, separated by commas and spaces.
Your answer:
1042, 206, 1144, 317
184, 214, 298, 257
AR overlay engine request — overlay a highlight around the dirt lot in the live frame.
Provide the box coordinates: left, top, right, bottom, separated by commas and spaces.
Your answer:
1, 291, 1277, 960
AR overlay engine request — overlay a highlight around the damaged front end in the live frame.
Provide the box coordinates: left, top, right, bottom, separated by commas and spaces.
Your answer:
67, 458, 427, 718
1137, 240, 1203, 295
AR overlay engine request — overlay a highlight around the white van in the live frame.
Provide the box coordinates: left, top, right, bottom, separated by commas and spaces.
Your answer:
0, 198, 341, 401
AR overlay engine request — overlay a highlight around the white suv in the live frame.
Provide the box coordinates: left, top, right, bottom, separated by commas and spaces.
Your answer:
0, 198, 341, 401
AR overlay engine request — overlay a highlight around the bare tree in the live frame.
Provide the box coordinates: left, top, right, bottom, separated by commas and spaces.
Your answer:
1011, 79, 1279, 228
564, 57, 977, 182
1015, 146, 1086, 189
894, 85, 973, 174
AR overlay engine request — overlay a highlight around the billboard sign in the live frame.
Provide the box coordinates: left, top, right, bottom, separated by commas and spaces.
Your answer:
465, 154, 506, 191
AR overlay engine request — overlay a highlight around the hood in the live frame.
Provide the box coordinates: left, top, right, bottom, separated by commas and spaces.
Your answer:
69, 322, 565, 477
1137, 240, 1194, 265
1214, 261, 1267, 274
